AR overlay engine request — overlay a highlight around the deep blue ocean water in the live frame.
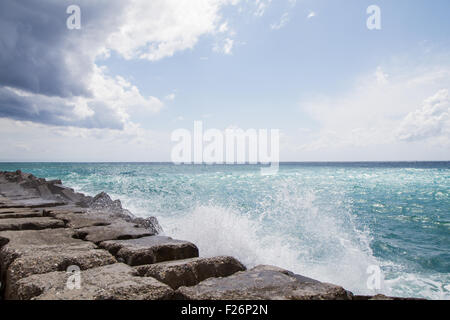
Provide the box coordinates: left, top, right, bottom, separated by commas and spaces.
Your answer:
0, 162, 448, 299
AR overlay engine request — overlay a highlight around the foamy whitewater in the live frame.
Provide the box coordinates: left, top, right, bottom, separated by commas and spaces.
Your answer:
1, 162, 448, 299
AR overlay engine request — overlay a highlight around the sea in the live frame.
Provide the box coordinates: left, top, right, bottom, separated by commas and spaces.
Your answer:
0, 162, 448, 299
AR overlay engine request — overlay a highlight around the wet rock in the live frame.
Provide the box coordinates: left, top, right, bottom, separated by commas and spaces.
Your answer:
46, 184, 85, 203
0, 229, 116, 299
135, 256, 246, 289
121, 214, 163, 234
12, 263, 174, 300
81, 192, 123, 212
175, 265, 353, 300
73, 221, 154, 244
80, 192, 162, 234
47, 179, 62, 185
0, 217, 65, 231
37, 185, 53, 199
132, 216, 163, 234
100, 236, 199, 266
60, 189, 85, 203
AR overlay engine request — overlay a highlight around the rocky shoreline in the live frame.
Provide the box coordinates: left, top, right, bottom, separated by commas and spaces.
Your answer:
0, 170, 415, 300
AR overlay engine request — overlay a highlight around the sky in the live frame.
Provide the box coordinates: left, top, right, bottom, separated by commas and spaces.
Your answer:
0, 0, 449, 162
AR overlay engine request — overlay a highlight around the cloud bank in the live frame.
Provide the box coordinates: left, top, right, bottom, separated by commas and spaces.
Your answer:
0, 0, 240, 129
397, 89, 450, 146
296, 65, 450, 153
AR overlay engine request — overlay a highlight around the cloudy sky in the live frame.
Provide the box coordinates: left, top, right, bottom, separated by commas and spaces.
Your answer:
0, 0, 449, 161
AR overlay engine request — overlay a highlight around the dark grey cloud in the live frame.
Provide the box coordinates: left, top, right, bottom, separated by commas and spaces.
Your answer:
2, 0, 84, 97
0, 87, 124, 130
0, 0, 127, 129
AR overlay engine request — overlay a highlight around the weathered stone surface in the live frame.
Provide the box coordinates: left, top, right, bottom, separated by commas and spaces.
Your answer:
175, 265, 353, 300
0, 196, 9, 204
135, 256, 246, 289
37, 184, 53, 199
11, 198, 67, 208
0, 207, 40, 214
0, 197, 67, 209
0, 210, 43, 219
132, 216, 163, 234
100, 236, 199, 266
12, 263, 174, 300
0, 217, 65, 231
1, 171, 162, 234
0, 171, 71, 206
61, 189, 85, 203
78, 192, 163, 233
0, 229, 117, 299
73, 221, 154, 244
0, 182, 35, 198
4, 195, 40, 201
252, 265, 322, 284
42, 205, 88, 215
0, 203, 27, 209
47, 184, 85, 203
80, 192, 124, 212
51, 212, 112, 229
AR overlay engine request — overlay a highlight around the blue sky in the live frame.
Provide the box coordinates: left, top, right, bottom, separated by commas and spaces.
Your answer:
0, 0, 449, 161
100, 0, 449, 129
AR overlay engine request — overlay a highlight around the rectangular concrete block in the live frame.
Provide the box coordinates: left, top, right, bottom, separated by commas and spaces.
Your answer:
135, 256, 246, 289
0, 228, 117, 299
175, 265, 353, 300
0, 217, 65, 231
12, 263, 174, 300
73, 221, 155, 244
100, 236, 199, 266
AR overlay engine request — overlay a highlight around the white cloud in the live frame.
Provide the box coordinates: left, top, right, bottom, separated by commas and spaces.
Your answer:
307, 11, 316, 19
165, 93, 176, 101
397, 89, 450, 146
214, 38, 235, 55
223, 38, 235, 54
1, 0, 250, 131
254, 0, 272, 17
219, 22, 229, 33
90, 66, 163, 114
296, 64, 450, 154
375, 66, 389, 85
0, 118, 172, 162
106, 0, 240, 61
271, 13, 290, 30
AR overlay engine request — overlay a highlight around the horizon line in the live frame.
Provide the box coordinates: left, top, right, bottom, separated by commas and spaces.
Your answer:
0, 161, 449, 164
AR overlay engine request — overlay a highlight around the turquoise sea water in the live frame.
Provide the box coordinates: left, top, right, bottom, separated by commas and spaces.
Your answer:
0, 162, 448, 299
